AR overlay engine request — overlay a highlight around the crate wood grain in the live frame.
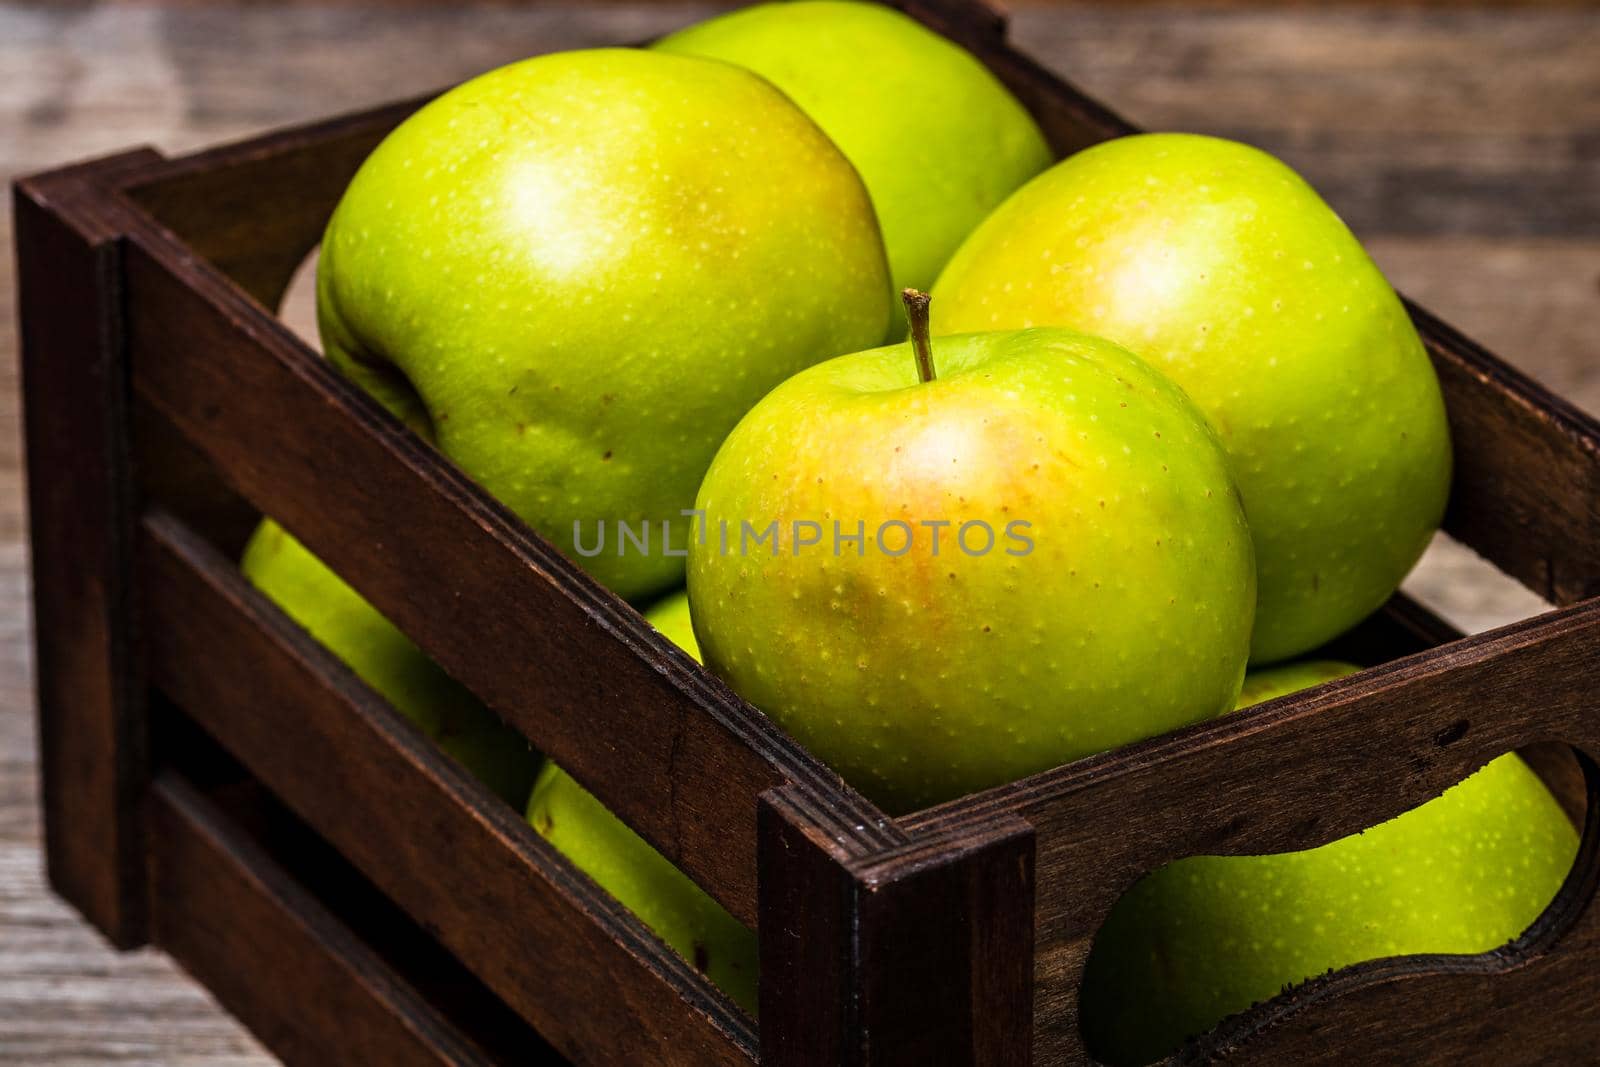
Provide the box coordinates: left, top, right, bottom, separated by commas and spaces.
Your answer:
14, 0, 1600, 1064
146, 772, 512, 1066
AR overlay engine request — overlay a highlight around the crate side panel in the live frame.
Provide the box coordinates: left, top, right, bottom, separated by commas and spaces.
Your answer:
123, 96, 426, 310
908, 599, 1600, 1062
142, 512, 758, 1067
1419, 303, 1600, 606
1203, 754, 1600, 1063
146, 773, 497, 1066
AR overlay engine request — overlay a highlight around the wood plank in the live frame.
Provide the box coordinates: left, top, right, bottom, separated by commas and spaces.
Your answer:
145, 722, 560, 1065
123, 96, 426, 308
1008, 8, 1600, 240
758, 784, 1036, 1066
141, 510, 758, 1066
850, 817, 1036, 1066
13, 150, 163, 948
1418, 304, 1600, 605
145, 772, 499, 1067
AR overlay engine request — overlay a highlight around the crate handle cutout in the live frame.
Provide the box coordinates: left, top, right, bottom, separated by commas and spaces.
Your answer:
905, 594, 1600, 1062
1077, 747, 1599, 1065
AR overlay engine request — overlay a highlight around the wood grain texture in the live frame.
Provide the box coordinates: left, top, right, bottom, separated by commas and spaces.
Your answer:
2, 4, 1598, 1063
125, 96, 427, 308
13, 151, 161, 948
142, 510, 758, 1065
1419, 303, 1600, 605
847, 813, 1036, 1065
145, 773, 504, 1067
757, 786, 1036, 1066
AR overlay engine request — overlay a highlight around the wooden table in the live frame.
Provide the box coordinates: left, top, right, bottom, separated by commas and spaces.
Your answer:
2, 3, 1595, 1061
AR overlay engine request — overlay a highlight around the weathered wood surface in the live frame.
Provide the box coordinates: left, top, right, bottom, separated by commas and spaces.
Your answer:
1, 3, 1596, 1062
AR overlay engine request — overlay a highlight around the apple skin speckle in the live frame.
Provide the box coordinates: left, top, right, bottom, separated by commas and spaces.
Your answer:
689, 327, 1255, 814
318, 48, 890, 602
932, 133, 1452, 665
653, 0, 1050, 301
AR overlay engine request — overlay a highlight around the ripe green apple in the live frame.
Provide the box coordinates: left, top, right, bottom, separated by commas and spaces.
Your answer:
240, 520, 538, 805
653, 1, 1051, 299
686, 298, 1255, 813
526, 591, 757, 1013
1079, 660, 1579, 1065
318, 48, 891, 602
931, 133, 1452, 664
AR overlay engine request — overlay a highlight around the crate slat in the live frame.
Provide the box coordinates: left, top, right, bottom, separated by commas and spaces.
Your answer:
141, 510, 758, 1066
124, 96, 428, 309
1416, 303, 1600, 607
146, 772, 501, 1066
1196, 787, 1600, 1064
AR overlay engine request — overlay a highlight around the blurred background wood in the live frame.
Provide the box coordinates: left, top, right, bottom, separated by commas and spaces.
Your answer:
1, 2, 1596, 1062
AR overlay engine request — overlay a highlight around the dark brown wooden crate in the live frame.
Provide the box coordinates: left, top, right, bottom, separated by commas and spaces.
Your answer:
14, 1, 1600, 1064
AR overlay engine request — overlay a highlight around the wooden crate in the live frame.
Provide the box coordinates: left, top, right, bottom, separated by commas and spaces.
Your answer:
13, 1, 1600, 1063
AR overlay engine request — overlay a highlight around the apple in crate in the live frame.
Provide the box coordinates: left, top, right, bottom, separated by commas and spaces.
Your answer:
526, 591, 757, 1014
932, 133, 1452, 664
241, 520, 538, 805
654, 0, 1052, 299
317, 48, 891, 602
1080, 660, 1580, 1065
687, 295, 1256, 813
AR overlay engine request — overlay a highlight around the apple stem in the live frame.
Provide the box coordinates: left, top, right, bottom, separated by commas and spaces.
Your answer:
902, 288, 937, 384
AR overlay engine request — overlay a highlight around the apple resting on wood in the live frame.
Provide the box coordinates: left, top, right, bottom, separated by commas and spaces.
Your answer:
526, 591, 758, 1014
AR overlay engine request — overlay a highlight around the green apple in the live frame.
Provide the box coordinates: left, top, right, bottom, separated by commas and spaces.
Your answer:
653, 0, 1051, 299
527, 591, 756, 1013
1079, 660, 1579, 1065
687, 296, 1255, 813
931, 133, 1452, 664
318, 48, 891, 602
240, 520, 538, 806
